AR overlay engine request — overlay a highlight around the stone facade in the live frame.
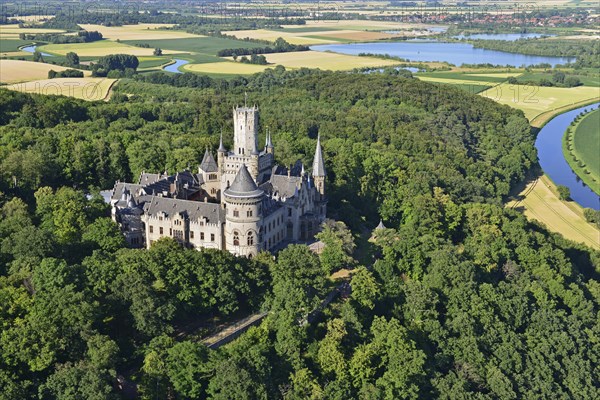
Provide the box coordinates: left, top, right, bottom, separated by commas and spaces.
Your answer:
108, 105, 326, 257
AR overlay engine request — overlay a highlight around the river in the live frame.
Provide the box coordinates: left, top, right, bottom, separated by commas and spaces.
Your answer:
163, 59, 189, 74
536, 103, 600, 210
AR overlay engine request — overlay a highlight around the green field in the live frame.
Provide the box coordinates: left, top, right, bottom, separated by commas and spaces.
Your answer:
122, 37, 263, 62
517, 71, 600, 87
563, 108, 600, 194
138, 56, 172, 69
417, 71, 512, 83
0, 39, 34, 52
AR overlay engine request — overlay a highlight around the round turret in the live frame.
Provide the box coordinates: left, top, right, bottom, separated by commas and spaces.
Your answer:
223, 164, 263, 257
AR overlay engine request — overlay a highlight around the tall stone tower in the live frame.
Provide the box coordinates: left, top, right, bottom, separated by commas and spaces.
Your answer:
233, 105, 259, 156
223, 164, 263, 257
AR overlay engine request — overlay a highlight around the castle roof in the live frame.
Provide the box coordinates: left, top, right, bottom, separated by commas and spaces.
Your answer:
144, 196, 224, 224
224, 164, 263, 198
312, 134, 326, 177
375, 220, 386, 230
200, 149, 218, 173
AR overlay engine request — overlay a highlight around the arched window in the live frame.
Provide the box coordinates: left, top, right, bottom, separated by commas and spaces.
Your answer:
233, 230, 239, 246
247, 232, 254, 246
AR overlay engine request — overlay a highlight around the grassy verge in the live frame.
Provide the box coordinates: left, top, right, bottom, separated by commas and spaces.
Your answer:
562, 108, 600, 194
506, 174, 599, 250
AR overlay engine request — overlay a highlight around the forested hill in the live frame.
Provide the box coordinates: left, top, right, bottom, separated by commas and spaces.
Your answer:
1, 71, 599, 399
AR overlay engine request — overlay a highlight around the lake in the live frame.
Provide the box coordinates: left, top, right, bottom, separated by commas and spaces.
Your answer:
311, 42, 574, 67
21, 45, 54, 57
453, 33, 554, 41
536, 102, 600, 210
163, 59, 189, 74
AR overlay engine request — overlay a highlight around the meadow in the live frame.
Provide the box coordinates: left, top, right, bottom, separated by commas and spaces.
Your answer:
563, 109, 600, 194
479, 83, 600, 124
0, 60, 91, 84
506, 175, 600, 250
5, 77, 117, 101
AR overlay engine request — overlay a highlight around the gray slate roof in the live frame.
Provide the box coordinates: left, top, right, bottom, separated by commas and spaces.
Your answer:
264, 175, 302, 199
200, 149, 218, 173
144, 196, 224, 224
224, 164, 263, 198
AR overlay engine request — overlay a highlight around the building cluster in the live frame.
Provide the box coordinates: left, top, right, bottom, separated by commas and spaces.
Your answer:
108, 105, 327, 257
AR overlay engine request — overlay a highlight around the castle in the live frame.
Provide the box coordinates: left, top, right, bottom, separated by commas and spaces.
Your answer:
108, 105, 327, 257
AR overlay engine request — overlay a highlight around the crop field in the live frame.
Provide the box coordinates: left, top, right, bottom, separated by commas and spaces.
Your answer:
79, 24, 204, 40
564, 109, 600, 193
5, 77, 117, 101
221, 29, 334, 44
0, 60, 91, 84
181, 62, 270, 76
480, 83, 600, 123
281, 20, 442, 32
506, 175, 600, 250
466, 72, 523, 79
261, 51, 399, 70
38, 41, 181, 57
418, 71, 510, 83
0, 25, 65, 35
418, 76, 500, 86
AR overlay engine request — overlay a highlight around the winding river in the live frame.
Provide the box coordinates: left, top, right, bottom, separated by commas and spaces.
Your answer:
536, 103, 600, 210
163, 59, 189, 73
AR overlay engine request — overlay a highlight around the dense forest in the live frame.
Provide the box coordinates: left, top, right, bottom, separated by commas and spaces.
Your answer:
1, 69, 599, 399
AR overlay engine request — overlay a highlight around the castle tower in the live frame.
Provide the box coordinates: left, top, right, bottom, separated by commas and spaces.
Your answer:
312, 134, 326, 197
223, 164, 263, 257
233, 105, 259, 156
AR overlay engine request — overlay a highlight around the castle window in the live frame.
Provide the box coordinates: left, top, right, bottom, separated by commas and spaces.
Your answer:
233, 231, 239, 246
247, 232, 254, 246
159, 227, 163, 235
211, 188, 216, 195
169, 228, 172, 236
200, 232, 205, 240
173, 230, 183, 240
211, 233, 215, 242
288, 208, 292, 217
233, 210, 239, 217
159, 216, 163, 221
247, 210, 253, 217
150, 226, 154, 233
190, 231, 194, 239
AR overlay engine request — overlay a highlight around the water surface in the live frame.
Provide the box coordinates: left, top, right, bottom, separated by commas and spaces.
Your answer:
163, 59, 189, 74
21, 45, 54, 57
535, 103, 600, 210
453, 33, 554, 41
311, 42, 574, 67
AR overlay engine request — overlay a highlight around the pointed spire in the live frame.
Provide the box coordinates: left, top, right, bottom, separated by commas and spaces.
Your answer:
218, 129, 226, 153
312, 134, 326, 177
244, 91, 248, 107
200, 148, 218, 172
224, 164, 263, 198
301, 162, 305, 176
267, 128, 273, 148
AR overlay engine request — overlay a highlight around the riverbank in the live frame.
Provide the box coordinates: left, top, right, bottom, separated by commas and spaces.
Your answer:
507, 174, 599, 250
562, 109, 600, 195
